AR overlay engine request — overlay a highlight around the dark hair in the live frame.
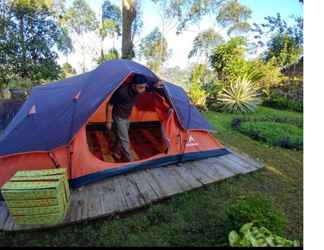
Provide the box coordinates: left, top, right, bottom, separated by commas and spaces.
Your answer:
133, 74, 148, 85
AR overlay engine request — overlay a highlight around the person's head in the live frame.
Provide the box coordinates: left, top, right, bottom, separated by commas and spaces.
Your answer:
132, 74, 148, 94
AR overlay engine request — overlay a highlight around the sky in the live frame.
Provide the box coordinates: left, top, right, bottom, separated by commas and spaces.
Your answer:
60, 0, 303, 73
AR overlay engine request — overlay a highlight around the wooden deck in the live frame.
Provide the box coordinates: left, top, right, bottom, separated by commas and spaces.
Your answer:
0, 150, 263, 232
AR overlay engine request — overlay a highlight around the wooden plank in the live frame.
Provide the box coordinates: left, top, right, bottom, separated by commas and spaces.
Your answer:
208, 160, 237, 178
126, 171, 160, 203
167, 165, 199, 191
227, 149, 263, 169
148, 166, 185, 196
118, 174, 146, 210
1, 149, 263, 231
199, 157, 236, 179
223, 154, 259, 172
215, 155, 254, 174
171, 164, 203, 189
142, 170, 169, 197
184, 161, 216, 185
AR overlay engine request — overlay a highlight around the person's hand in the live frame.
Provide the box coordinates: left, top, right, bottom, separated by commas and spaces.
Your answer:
106, 121, 112, 130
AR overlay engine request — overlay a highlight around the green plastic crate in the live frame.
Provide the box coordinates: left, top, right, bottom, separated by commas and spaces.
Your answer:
1, 168, 70, 225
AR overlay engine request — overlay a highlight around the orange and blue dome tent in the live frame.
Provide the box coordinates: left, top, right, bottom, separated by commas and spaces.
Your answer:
0, 60, 230, 188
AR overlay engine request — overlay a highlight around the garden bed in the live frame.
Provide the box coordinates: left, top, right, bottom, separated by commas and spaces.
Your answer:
231, 115, 303, 150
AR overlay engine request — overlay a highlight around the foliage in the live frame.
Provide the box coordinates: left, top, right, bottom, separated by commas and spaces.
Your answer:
139, 27, 170, 73
252, 13, 303, 48
188, 82, 208, 111
210, 37, 246, 81
251, 59, 285, 95
203, 81, 223, 110
265, 33, 302, 69
97, 48, 119, 65
217, 76, 261, 113
252, 13, 303, 68
151, 0, 225, 34
0, 0, 63, 85
225, 193, 288, 235
188, 28, 224, 60
62, 63, 76, 78
231, 114, 303, 129
102, 0, 121, 36
232, 116, 303, 150
65, 0, 98, 35
159, 66, 191, 90
190, 64, 207, 86
65, 0, 98, 72
229, 223, 299, 247
263, 92, 303, 112
216, 0, 252, 36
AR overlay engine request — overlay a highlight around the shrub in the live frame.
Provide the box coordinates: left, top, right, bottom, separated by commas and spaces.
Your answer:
237, 121, 303, 150
188, 82, 208, 110
231, 115, 303, 129
229, 222, 300, 247
225, 193, 288, 235
217, 76, 261, 113
263, 92, 303, 112
203, 81, 223, 111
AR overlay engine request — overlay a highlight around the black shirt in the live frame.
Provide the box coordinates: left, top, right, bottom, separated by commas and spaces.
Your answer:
109, 84, 138, 119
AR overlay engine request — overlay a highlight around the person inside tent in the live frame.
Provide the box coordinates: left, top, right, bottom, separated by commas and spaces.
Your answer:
105, 75, 148, 162
105, 75, 166, 162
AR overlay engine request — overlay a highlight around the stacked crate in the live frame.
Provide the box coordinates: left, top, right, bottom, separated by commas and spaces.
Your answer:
1, 168, 70, 225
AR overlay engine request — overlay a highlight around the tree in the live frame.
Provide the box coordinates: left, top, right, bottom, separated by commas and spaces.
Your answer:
65, 0, 98, 72
151, 0, 225, 35
189, 28, 224, 62
210, 37, 246, 81
252, 13, 303, 48
216, 0, 252, 37
139, 27, 170, 73
101, 0, 121, 50
264, 33, 302, 69
96, 48, 119, 65
121, 0, 137, 59
62, 62, 76, 77
0, 0, 63, 87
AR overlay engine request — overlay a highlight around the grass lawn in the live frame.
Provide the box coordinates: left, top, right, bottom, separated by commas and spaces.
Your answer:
0, 106, 303, 247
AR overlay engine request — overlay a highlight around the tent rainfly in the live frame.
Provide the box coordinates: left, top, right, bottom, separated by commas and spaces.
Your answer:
0, 59, 230, 188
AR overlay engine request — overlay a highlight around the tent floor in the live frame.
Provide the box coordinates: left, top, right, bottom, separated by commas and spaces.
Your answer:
86, 121, 166, 162
0, 149, 263, 232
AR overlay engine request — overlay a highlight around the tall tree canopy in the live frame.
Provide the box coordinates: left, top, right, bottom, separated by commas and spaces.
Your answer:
102, 0, 121, 35
65, 0, 98, 72
139, 27, 170, 73
188, 28, 224, 61
0, 0, 64, 89
151, 0, 225, 34
216, 0, 252, 36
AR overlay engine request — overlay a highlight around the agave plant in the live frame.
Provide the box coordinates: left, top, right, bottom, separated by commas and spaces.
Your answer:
217, 76, 261, 113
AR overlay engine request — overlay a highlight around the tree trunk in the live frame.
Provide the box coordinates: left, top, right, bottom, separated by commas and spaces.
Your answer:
122, 0, 136, 59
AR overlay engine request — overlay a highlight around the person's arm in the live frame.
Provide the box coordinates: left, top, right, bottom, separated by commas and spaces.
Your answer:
106, 103, 114, 130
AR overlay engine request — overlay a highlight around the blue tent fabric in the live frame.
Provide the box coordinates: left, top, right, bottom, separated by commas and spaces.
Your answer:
0, 59, 214, 157
164, 82, 214, 132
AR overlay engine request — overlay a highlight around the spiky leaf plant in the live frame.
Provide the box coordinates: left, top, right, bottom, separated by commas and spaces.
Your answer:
218, 76, 261, 113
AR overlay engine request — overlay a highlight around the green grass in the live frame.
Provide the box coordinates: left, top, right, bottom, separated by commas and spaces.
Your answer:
0, 106, 303, 247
